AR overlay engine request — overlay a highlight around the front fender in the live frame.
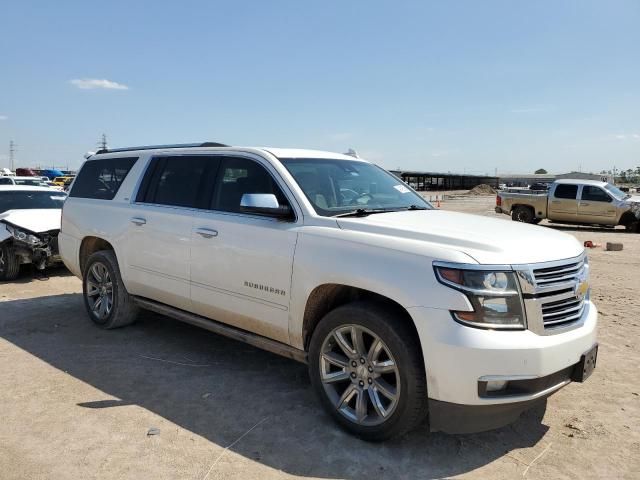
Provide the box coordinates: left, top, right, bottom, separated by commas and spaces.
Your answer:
288, 227, 475, 349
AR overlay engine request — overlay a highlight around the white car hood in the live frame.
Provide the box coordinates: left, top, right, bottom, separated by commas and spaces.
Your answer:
337, 210, 584, 265
0, 209, 62, 233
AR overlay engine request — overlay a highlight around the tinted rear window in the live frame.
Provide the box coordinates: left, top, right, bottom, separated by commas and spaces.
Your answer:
137, 156, 215, 208
69, 157, 138, 200
554, 184, 578, 199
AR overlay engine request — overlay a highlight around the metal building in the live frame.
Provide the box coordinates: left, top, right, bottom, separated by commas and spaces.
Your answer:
389, 170, 500, 191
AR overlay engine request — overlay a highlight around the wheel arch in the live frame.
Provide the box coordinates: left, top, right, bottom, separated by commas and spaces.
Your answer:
511, 203, 535, 214
619, 211, 638, 229
301, 284, 423, 358
79, 236, 115, 274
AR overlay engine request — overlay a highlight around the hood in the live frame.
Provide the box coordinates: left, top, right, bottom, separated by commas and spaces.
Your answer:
337, 210, 583, 265
625, 195, 640, 204
0, 209, 61, 234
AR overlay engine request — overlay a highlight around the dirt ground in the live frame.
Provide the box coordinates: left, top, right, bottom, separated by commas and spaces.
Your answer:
1, 196, 639, 479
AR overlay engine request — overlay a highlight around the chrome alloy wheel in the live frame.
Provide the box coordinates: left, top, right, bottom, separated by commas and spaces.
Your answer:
85, 261, 114, 320
319, 325, 401, 426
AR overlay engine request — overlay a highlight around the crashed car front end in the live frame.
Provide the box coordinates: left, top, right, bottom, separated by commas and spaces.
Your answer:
2, 221, 61, 270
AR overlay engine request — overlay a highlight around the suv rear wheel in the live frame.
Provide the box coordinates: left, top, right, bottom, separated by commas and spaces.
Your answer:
308, 302, 428, 441
82, 250, 138, 329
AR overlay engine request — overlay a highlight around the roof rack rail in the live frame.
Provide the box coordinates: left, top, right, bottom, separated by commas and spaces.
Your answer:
95, 142, 229, 154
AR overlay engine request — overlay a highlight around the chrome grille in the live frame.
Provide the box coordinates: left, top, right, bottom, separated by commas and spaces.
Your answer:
541, 296, 585, 328
517, 253, 589, 335
533, 259, 584, 287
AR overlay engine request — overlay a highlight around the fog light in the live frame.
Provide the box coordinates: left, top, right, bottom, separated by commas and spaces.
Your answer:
486, 380, 508, 392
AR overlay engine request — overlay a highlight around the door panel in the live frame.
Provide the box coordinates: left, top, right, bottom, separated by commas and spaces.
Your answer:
125, 205, 194, 310
189, 155, 298, 343
548, 184, 579, 222
577, 186, 617, 224
124, 154, 217, 310
190, 211, 297, 343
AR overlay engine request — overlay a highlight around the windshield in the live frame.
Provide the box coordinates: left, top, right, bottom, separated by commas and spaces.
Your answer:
0, 191, 67, 213
603, 183, 628, 200
281, 158, 431, 216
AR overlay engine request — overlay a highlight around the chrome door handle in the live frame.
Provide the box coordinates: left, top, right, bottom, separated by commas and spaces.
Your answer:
551, 200, 560, 203
580, 202, 590, 206
130, 217, 146, 225
195, 228, 218, 238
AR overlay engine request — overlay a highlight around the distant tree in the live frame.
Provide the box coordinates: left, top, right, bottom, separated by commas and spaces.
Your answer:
534, 168, 548, 174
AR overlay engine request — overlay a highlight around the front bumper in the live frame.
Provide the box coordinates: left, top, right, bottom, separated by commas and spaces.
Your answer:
408, 301, 597, 431
428, 397, 547, 434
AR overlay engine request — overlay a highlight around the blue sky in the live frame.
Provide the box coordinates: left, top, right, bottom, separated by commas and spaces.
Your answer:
1, 0, 638, 174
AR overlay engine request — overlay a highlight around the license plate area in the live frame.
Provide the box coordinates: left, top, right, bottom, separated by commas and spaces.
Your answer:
572, 344, 598, 382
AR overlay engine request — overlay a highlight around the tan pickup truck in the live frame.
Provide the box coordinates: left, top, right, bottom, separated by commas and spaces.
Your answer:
496, 179, 640, 231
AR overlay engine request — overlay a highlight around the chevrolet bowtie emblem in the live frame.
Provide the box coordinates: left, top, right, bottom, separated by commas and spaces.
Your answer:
575, 280, 589, 300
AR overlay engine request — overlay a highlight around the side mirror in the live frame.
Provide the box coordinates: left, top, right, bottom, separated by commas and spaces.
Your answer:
240, 193, 293, 219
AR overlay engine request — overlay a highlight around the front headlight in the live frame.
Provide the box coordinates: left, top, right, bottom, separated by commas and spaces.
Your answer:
5, 224, 43, 246
434, 265, 525, 330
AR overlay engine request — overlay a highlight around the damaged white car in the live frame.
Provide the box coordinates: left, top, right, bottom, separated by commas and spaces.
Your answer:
0, 186, 67, 280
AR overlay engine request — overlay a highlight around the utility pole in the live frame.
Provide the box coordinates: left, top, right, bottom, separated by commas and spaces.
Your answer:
9, 140, 16, 171
97, 133, 108, 151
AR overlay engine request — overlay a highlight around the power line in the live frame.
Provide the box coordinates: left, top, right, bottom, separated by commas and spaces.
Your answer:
97, 133, 108, 151
9, 140, 16, 171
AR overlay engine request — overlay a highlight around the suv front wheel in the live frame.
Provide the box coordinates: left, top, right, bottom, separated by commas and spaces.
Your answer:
82, 250, 138, 329
0, 243, 20, 281
308, 302, 428, 441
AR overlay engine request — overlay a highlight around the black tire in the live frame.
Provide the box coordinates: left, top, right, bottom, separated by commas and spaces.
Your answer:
308, 301, 428, 441
532, 218, 543, 225
0, 242, 20, 281
82, 250, 138, 329
624, 220, 639, 233
512, 206, 535, 223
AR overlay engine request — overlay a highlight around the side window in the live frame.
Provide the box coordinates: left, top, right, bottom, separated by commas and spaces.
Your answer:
0, 178, 12, 185
554, 184, 578, 199
582, 186, 611, 203
69, 157, 138, 200
137, 156, 216, 208
212, 157, 288, 214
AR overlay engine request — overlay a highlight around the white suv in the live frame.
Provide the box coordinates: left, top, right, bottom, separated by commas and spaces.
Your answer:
60, 143, 598, 440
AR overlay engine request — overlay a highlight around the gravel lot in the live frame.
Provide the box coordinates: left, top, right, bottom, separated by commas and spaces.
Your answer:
1, 195, 638, 479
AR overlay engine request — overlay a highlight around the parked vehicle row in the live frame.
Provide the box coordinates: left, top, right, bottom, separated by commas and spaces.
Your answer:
57, 143, 598, 441
0, 175, 68, 191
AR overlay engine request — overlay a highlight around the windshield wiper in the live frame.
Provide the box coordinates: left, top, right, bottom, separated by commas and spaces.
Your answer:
334, 205, 429, 217
334, 208, 392, 218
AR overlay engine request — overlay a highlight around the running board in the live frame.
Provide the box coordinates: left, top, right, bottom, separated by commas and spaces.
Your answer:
133, 297, 308, 364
